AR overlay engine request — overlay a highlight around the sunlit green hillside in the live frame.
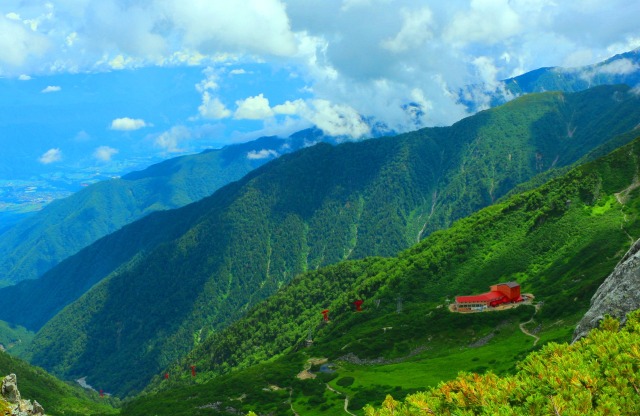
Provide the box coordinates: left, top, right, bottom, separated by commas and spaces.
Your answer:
123, 136, 640, 414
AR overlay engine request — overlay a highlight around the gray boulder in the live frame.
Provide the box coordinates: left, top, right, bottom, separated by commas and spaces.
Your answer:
573, 238, 640, 341
2, 373, 21, 403
1, 373, 46, 416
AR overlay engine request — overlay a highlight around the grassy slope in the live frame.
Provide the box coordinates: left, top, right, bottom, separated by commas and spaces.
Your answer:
364, 311, 640, 415
23, 86, 640, 398
0, 352, 117, 416
123, 136, 640, 415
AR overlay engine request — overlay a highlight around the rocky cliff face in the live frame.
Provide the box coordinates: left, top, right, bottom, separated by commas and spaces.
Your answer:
573, 238, 640, 341
1, 374, 46, 416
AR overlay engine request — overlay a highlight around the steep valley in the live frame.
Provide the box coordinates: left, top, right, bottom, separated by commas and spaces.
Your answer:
124, 135, 640, 415
8, 85, 640, 400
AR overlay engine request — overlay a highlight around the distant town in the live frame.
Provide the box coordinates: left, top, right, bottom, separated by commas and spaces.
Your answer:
0, 172, 119, 231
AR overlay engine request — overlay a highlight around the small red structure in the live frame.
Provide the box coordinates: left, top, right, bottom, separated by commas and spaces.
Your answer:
354, 300, 364, 312
455, 282, 523, 312
99, 389, 104, 398
321, 309, 330, 321
164, 373, 169, 379
191, 365, 196, 377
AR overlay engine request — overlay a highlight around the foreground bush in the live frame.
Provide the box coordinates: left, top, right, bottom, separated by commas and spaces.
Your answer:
365, 310, 640, 415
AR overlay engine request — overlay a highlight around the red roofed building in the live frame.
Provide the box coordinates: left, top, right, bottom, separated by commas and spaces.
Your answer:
455, 282, 522, 312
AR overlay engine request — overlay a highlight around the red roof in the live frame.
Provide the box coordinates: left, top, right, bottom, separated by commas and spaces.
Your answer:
495, 281, 520, 288
456, 291, 505, 303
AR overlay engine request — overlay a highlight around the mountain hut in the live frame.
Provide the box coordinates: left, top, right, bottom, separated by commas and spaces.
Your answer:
455, 281, 523, 312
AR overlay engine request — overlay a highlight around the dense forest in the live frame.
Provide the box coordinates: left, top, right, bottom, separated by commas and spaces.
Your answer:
122, 135, 640, 414
18, 86, 640, 398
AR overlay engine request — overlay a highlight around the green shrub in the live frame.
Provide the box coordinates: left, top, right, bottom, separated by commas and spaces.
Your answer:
336, 376, 355, 387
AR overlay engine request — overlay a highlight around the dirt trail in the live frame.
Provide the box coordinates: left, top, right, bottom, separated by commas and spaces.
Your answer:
325, 384, 356, 416
519, 302, 541, 346
288, 388, 299, 416
296, 358, 355, 415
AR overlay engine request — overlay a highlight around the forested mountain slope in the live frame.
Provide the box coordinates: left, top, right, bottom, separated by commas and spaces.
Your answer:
461, 48, 640, 111
0, 129, 324, 286
126, 135, 640, 415
0, 351, 117, 416
18, 85, 640, 397
505, 48, 640, 96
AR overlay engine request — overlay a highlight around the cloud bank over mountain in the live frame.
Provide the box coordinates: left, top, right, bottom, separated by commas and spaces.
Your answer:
2, 0, 638, 137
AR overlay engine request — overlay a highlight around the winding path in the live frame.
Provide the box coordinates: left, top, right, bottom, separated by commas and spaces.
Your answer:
325, 384, 356, 416
519, 303, 541, 346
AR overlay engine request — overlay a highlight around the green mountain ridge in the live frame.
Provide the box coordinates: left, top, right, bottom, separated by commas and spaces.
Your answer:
0, 129, 325, 287
460, 48, 640, 111
12, 85, 640, 399
2, 49, 638, 289
3, 85, 640, 333
505, 48, 640, 96
126, 134, 640, 415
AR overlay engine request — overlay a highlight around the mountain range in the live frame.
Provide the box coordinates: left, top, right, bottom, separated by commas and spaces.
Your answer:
1, 49, 638, 289
0, 129, 326, 287
125, 128, 640, 415
461, 48, 640, 111
0, 49, 638, 414
3, 84, 638, 398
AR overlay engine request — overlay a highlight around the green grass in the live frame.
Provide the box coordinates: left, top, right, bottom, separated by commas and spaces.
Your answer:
365, 311, 640, 415
312, 307, 551, 414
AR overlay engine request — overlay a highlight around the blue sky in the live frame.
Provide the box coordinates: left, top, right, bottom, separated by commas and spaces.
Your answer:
1, 0, 640, 178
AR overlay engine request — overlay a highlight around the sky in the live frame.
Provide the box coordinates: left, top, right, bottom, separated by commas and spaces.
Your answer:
1, 0, 640, 178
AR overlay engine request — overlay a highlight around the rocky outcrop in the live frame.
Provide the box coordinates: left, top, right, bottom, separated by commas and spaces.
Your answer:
1, 374, 46, 416
573, 238, 640, 341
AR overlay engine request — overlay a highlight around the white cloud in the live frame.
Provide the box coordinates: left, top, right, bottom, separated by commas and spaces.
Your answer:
110, 117, 147, 131
94, 146, 119, 162
109, 55, 136, 70
473, 56, 500, 88
595, 58, 639, 75
5, 12, 21, 21
444, 0, 521, 45
247, 149, 279, 159
0, 15, 50, 72
198, 92, 231, 119
234, 94, 274, 119
279, 99, 370, 138
381, 7, 434, 53
41, 85, 61, 93
196, 67, 221, 93
1, 0, 639, 141
273, 100, 304, 115
74, 131, 91, 142
560, 57, 640, 85
163, 0, 297, 57
253, 97, 370, 138
154, 126, 192, 153
38, 148, 62, 164
18, 74, 31, 81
